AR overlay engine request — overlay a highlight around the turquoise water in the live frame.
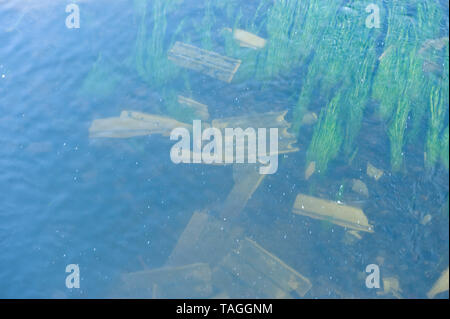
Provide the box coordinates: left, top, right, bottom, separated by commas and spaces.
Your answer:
0, 0, 448, 298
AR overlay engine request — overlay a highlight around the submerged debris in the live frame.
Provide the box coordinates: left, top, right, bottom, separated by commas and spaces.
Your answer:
427, 267, 449, 299
301, 111, 318, 126
167, 211, 244, 267
292, 193, 374, 233
347, 230, 362, 240
210, 110, 300, 158
377, 277, 403, 299
81, 0, 448, 299
223, 28, 267, 50
214, 237, 312, 298
378, 45, 393, 61
342, 230, 363, 245
304, 161, 316, 180
89, 111, 191, 138
120, 263, 213, 298
217, 164, 267, 220
166, 212, 311, 298
351, 179, 369, 198
419, 37, 449, 56
367, 163, 384, 181
177, 95, 209, 120
421, 214, 432, 225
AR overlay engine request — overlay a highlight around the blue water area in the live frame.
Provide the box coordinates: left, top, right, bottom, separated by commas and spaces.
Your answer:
0, 0, 448, 298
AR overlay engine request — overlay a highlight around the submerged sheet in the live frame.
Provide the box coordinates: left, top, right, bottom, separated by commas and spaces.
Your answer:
166, 211, 244, 267
213, 237, 312, 298
119, 263, 213, 298
224, 28, 267, 49
89, 111, 191, 138
217, 164, 266, 220
292, 194, 374, 233
211, 110, 300, 156
178, 95, 209, 120
427, 267, 449, 298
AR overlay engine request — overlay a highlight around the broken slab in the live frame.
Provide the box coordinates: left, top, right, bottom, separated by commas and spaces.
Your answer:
217, 164, 266, 220
292, 193, 374, 233
377, 276, 403, 299
367, 162, 384, 181
166, 211, 312, 298
224, 28, 267, 49
351, 179, 369, 197
301, 111, 318, 126
178, 95, 209, 120
119, 263, 213, 298
175, 110, 300, 165
211, 110, 300, 156
89, 111, 191, 138
166, 211, 244, 267
168, 42, 241, 83
305, 161, 316, 180
213, 237, 312, 298
427, 267, 449, 299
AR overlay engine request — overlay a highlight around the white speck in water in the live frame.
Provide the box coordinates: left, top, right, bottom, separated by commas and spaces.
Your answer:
1, 74, 5, 78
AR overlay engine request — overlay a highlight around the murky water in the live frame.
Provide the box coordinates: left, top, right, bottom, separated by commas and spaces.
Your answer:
0, 0, 448, 298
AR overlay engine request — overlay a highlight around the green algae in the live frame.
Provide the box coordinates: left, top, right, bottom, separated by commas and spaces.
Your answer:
372, 0, 447, 172
294, 0, 382, 173
196, 0, 216, 51
80, 53, 120, 98
133, 0, 184, 87
306, 94, 344, 173
440, 125, 449, 171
